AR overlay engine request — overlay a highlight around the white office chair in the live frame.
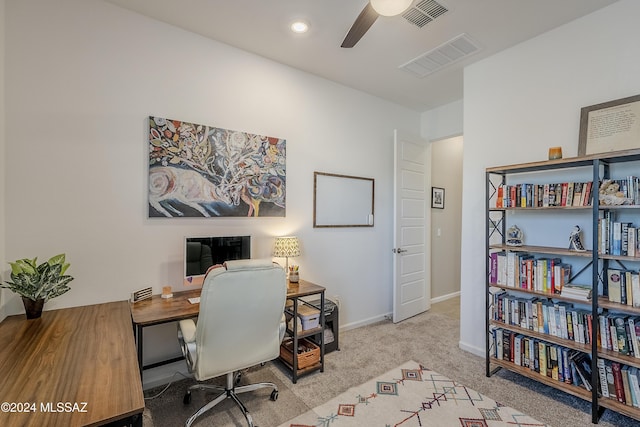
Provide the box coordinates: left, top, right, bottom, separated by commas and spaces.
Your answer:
177, 258, 287, 427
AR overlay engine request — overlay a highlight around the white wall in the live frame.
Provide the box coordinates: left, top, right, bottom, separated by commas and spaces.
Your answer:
0, 0, 6, 322
421, 99, 463, 142
4, 0, 420, 382
460, 0, 640, 355
430, 136, 463, 301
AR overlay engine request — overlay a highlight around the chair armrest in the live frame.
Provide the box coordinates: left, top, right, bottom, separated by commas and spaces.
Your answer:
279, 313, 286, 343
178, 319, 197, 343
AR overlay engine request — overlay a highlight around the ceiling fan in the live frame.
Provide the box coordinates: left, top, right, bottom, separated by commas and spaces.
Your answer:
341, 0, 413, 48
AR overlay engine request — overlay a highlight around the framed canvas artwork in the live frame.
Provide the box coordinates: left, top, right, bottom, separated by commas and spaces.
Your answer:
148, 116, 286, 217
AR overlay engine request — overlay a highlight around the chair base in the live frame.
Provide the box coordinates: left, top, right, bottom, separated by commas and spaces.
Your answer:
184, 371, 278, 427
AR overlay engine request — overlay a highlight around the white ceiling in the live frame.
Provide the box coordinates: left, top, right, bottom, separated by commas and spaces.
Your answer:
105, 0, 618, 112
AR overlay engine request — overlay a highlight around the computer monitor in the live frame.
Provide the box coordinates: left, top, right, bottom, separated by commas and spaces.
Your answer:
183, 236, 251, 286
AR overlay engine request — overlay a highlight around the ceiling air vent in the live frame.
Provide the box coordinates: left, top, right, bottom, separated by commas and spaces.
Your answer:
399, 33, 481, 78
402, 0, 449, 28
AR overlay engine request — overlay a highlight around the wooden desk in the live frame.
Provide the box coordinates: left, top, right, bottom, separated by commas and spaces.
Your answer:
0, 301, 144, 427
129, 281, 328, 382
130, 288, 201, 374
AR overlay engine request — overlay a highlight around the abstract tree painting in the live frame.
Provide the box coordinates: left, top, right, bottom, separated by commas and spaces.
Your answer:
148, 116, 285, 217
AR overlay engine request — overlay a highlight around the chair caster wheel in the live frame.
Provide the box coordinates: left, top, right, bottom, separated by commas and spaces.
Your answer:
270, 389, 278, 401
183, 390, 192, 405
235, 373, 242, 386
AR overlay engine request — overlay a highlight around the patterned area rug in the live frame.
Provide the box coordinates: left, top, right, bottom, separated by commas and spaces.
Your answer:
279, 361, 550, 427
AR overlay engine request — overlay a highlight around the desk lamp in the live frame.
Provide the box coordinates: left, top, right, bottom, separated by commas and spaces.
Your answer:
273, 236, 300, 282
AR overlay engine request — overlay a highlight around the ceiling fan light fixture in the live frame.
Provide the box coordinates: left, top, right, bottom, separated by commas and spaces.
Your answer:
370, 0, 413, 17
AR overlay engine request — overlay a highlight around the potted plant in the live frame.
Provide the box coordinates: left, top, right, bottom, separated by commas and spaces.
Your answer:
1, 253, 74, 319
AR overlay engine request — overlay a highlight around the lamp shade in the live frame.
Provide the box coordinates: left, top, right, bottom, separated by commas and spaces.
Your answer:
273, 236, 301, 258
370, 0, 413, 16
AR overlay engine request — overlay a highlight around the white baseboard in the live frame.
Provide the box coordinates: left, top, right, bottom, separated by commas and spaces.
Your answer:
340, 313, 391, 332
431, 291, 461, 304
142, 360, 192, 390
458, 340, 484, 357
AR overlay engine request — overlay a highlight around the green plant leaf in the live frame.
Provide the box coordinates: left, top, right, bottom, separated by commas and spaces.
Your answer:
8, 261, 23, 275
47, 253, 66, 266
3, 254, 74, 302
16, 259, 37, 275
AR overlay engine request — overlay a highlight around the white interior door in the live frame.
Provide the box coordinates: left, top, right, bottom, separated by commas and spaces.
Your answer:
393, 130, 431, 323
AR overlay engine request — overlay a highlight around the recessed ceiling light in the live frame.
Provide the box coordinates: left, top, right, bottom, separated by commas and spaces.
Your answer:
290, 20, 309, 34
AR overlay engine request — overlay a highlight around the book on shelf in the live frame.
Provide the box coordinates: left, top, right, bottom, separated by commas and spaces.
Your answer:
615, 316, 630, 355
608, 269, 623, 304
622, 366, 634, 407
569, 351, 592, 391
605, 360, 617, 399
628, 367, 640, 408
560, 283, 592, 301
572, 182, 584, 207
598, 358, 610, 398
612, 362, 626, 404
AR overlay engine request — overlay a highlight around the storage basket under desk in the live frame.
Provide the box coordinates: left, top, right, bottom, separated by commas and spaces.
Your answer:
279, 337, 320, 369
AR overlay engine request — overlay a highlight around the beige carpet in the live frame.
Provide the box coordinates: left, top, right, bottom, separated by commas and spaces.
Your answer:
143, 305, 640, 427
278, 360, 549, 427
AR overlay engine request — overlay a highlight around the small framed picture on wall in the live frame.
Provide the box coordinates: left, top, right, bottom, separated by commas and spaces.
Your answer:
431, 187, 445, 209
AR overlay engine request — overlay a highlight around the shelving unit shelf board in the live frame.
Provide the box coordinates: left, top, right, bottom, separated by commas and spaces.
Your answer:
490, 357, 593, 402
490, 244, 594, 258
491, 283, 593, 304
597, 298, 640, 315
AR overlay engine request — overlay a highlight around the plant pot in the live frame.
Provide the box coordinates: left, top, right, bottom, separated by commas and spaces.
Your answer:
22, 297, 45, 319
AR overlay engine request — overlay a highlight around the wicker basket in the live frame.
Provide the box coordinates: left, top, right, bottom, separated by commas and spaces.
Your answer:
279, 338, 320, 369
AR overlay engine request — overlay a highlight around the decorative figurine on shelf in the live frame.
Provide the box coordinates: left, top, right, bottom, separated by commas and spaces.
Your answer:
569, 225, 587, 252
506, 225, 524, 246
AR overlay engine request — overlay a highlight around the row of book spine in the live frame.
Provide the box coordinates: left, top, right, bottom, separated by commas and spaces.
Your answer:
492, 328, 593, 391
606, 268, 640, 307
495, 181, 593, 208
493, 315, 640, 405
490, 251, 571, 294
599, 212, 640, 257
491, 288, 640, 360
491, 291, 593, 345
598, 358, 640, 408
599, 313, 640, 359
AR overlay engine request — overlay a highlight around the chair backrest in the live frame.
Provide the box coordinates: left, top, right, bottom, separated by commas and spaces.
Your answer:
193, 258, 286, 380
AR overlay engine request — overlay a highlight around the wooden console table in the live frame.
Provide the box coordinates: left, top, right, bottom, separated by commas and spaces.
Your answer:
0, 301, 144, 427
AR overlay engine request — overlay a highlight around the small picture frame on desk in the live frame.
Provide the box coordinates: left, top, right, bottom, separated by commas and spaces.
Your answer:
431, 187, 445, 209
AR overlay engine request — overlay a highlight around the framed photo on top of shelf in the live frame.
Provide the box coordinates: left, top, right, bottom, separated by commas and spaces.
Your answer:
431, 187, 445, 209
578, 94, 640, 156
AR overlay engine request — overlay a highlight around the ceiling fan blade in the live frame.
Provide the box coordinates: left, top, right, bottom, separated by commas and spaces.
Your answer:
341, 3, 379, 48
